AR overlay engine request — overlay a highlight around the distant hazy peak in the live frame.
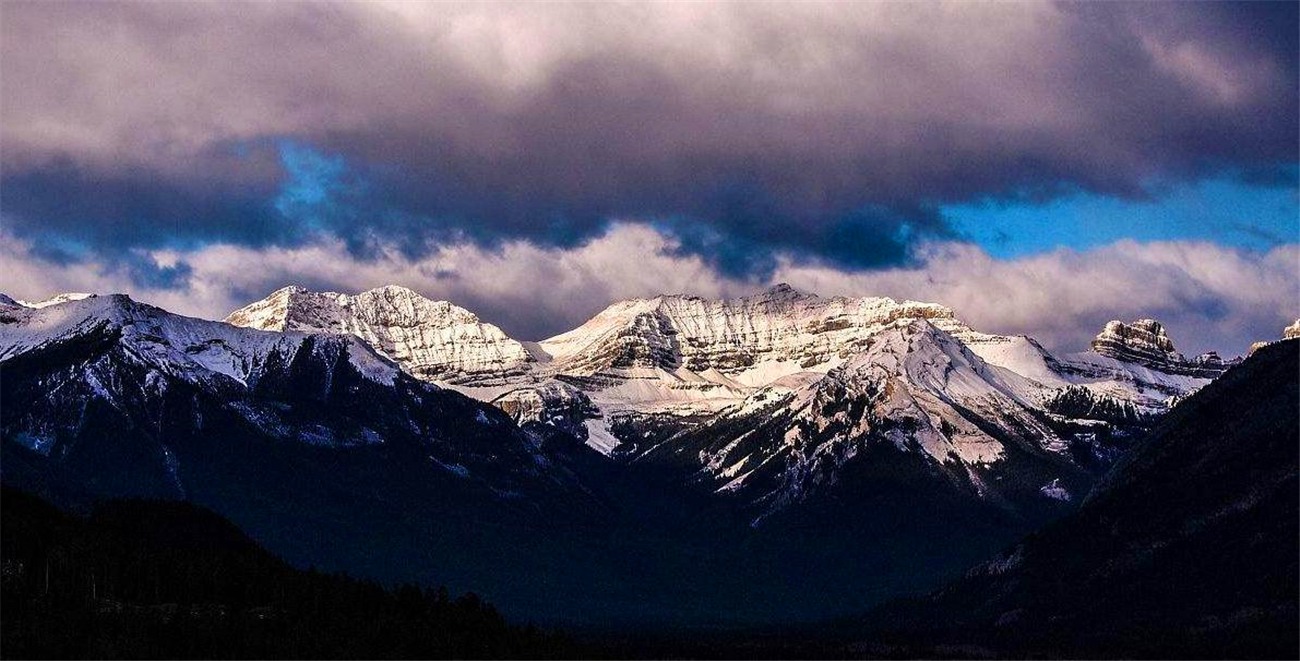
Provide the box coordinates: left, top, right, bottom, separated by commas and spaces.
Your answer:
14, 292, 95, 309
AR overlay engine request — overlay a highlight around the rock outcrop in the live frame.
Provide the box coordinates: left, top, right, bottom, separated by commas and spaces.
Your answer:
1090, 319, 1228, 378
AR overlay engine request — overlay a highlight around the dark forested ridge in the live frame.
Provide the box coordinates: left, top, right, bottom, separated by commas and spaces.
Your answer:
0, 487, 578, 659
842, 339, 1300, 659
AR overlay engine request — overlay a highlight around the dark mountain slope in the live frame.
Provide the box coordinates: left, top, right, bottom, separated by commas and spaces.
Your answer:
0, 296, 619, 624
0, 487, 577, 659
858, 338, 1299, 658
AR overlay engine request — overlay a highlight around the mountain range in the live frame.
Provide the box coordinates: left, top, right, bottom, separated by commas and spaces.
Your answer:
1, 284, 1293, 630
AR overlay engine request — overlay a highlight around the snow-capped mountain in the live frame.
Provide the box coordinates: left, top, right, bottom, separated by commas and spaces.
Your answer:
2, 293, 397, 389
0, 288, 1253, 628
220, 284, 1226, 459
0, 293, 579, 502
537, 287, 1225, 454
632, 320, 1085, 524
538, 286, 1221, 412
607, 309, 1223, 521
537, 283, 1014, 387
1032, 320, 1226, 417
863, 338, 1299, 657
225, 285, 536, 385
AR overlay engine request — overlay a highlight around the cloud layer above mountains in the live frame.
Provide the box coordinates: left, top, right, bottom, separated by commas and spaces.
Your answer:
3, 224, 1294, 358
2, 1, 1296, 277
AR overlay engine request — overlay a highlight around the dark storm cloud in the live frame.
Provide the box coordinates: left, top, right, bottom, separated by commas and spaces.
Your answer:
2, 1, 1295, 277
3, 158, 283, 255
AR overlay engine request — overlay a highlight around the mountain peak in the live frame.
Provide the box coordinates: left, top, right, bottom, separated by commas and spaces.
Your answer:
1091, 318, 1178, 359
1089, 318, 1226, 378
225, 285, 532, 384
750, 282, 818, 303
363, 284, 425, 299
763, 282, 802, 296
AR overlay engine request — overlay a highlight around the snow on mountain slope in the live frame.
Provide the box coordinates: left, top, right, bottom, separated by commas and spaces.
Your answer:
216, 283, 1227, 458
534, 284, 1041, 416
1034, 319, 1227, 415
225, 285, 534, 385
489, 381, 598, 440
223, 283, 1053, 449
532, 286, 1219, 442
0, 293, 586, 503
12, 292, 94, 308
540, 284, 994, 377
1, 293, 397, 387
634, 320, 1078, 524
945, 318, 1224, 416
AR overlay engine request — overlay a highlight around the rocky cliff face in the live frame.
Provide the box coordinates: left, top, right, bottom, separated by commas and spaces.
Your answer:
225, 285, 535, 385
1089, 319, 1227, 378
490, 381, 598, 442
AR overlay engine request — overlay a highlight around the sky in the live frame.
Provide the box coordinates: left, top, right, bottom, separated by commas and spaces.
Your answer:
1, 1, 1297, 356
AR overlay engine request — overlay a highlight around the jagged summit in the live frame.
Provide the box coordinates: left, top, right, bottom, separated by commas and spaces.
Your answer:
755, 282, 817, 302
225, 285, 533, 384
226, 285, 482, 332
1089, 318, 1227, 378
1091, 319, 1177, 360
0, 286, 584, 512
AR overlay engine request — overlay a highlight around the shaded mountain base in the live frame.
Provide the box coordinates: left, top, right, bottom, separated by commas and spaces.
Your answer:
840, 339, 1300, 659
3, 421, 1066, 631
0, 487, 579, 659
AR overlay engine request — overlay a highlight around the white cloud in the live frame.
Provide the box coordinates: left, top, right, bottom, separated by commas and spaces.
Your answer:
774, 240, 1299, 356
2, 224, 1294, 357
